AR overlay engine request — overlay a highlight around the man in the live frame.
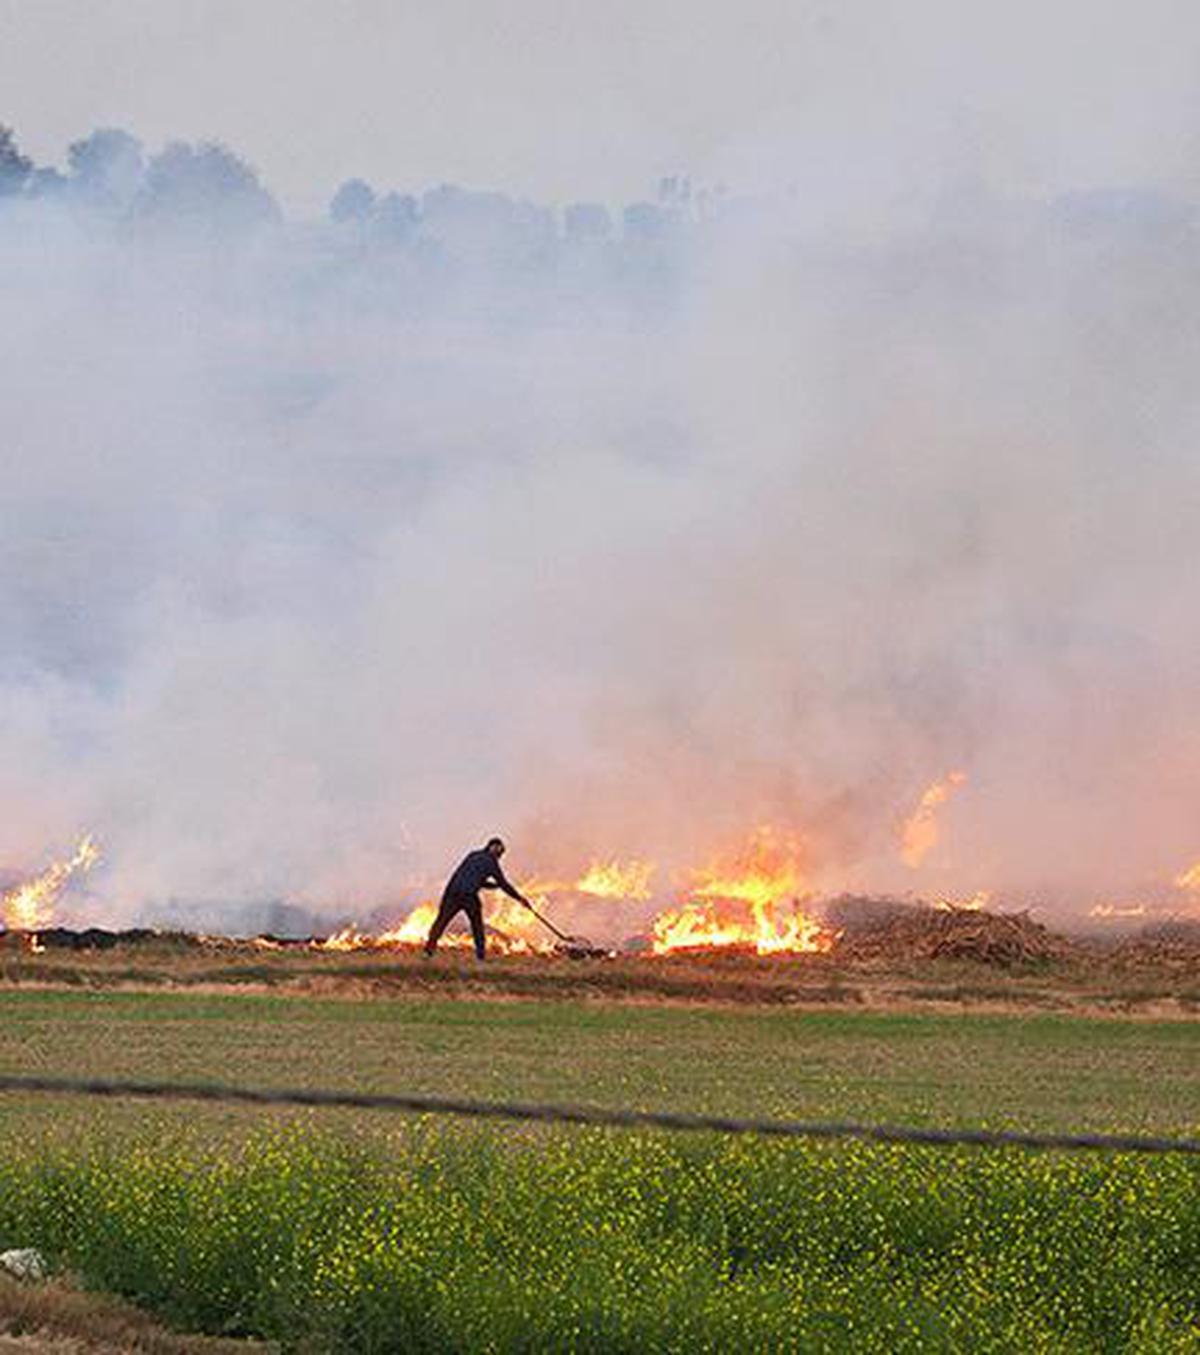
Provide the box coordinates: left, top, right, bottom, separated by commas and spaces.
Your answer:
424, 836, 532, 960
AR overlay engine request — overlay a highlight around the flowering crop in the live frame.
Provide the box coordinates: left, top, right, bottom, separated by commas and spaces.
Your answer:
0, 1124, 1197, 1352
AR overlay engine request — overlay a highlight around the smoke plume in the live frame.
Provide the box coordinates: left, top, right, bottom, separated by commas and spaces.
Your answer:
2, 123, 1199, 933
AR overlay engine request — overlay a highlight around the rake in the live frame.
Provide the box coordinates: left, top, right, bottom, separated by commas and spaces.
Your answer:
521, 899, 605, 958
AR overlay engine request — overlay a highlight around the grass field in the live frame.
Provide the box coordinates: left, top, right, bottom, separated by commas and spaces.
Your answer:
1, 988, 1199, 1136
1, 986, 1198, 1350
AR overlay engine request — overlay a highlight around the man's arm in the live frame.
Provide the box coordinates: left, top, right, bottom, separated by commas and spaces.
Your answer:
488, 862, 529, 905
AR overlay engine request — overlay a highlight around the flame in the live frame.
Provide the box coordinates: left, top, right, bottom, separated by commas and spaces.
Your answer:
520, 858, 656, 902
383, 901, 442, 945
573, 859, 655, 900
1175, 861, 1200, 891
319, 902, 467, 952
319, 924, 378, 951
319, 896, 553, 954
650, 828, 833, 955
317, 856, 660, 956
315, 838, 837, 958
2, 835, 101, 934
900, 771, 967, 867
650, 898, 832, 955
930, 890, 991, 913
485, 896, 554, 951
690, 828, 805, 909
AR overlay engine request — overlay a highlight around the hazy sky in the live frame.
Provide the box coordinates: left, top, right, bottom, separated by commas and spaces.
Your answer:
3, 0, 1200, 210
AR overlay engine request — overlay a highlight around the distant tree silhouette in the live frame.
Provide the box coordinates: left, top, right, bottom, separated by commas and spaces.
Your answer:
373, 191, 418, 240
623, 201, 668, 240
25, 167, 67, 199
137, 141, 279, 233
420, 183, 554, 264
68, 128, 144, 207
330, 177, 376, 223
0, 125, 32, 197
564, 202, 612, 240
0, 116, 719, 290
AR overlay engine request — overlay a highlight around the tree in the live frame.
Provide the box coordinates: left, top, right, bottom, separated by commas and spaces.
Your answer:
0, 125, 32, 197
67, 128, 144, 207
564, 202, 612, 241
137, 141, 280, 233
25, 166, 67, 199
622, 201, 667, 240
373, 191, 418, 240
329, 178, 376, 223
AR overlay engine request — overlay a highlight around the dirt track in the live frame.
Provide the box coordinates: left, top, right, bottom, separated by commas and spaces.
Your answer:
0, 1277, 266, 1354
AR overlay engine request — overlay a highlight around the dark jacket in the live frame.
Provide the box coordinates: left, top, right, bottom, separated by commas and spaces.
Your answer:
443, 849, 523, 903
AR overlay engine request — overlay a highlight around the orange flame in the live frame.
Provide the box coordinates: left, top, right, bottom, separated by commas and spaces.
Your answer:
474, 895, 552, 952
573, 859, 655, 900
317, 855, 659, 955
1175, 861, 1200, 891
2, 835, 101, 934
320, 903, 479, 952
900, 771, 967, 867
650, 898, 832, 955
319, 896, 553, 954
650, 828, 833, 955
319, 924, 385, 951
521, 858, 656, 903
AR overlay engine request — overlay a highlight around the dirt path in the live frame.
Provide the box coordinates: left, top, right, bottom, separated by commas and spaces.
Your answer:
0, 1279, 268, 1355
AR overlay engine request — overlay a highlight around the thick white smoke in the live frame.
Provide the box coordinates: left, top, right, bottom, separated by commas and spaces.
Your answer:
3, 134, 1200, 932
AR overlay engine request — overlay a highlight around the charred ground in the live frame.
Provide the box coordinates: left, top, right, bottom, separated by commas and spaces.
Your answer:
2, 902, 1198, 1015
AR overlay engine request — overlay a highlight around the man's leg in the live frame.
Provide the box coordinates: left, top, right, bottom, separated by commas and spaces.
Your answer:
424, 896, 461, 955
464, 895, 487, 960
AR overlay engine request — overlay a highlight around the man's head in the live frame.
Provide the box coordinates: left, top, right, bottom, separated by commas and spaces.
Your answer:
485, 836, 506, 858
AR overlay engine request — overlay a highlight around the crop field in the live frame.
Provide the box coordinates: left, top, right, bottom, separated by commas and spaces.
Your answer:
1, 986, 1198, 1351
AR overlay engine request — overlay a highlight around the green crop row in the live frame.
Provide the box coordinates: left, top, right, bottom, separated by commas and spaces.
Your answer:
0, 1123, 1197, 1352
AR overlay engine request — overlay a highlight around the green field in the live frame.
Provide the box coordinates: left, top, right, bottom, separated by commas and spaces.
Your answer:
1, 988, 1198, 1135
1, 990, 1198, 1351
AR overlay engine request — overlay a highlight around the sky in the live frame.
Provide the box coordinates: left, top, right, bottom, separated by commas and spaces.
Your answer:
3, 0, 1200, 210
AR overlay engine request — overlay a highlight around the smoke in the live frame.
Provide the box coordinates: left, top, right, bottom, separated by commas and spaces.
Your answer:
3, 122, 1200, 933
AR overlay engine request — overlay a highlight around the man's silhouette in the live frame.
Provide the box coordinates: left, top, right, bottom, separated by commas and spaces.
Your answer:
424, 837, 531, 960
